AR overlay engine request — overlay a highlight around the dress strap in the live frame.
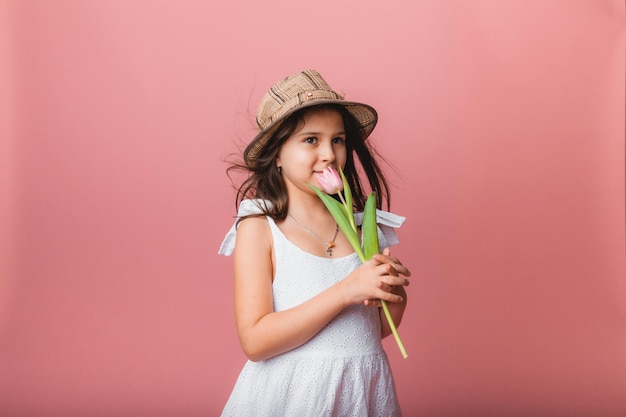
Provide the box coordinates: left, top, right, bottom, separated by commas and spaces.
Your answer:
353, 209, 406, 249
218, 199, 406, 256
218, 199, 272, 256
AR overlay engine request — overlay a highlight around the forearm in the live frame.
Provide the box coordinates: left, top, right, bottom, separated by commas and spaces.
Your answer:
380, 286, 407, 339
238, 282, 349, 362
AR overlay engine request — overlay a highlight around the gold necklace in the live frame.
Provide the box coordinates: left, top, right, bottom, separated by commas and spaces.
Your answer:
288, 214, 339, 256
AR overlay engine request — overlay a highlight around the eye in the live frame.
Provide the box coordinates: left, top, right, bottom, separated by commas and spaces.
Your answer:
332, 136, 345, 145
304, 136, 318, 144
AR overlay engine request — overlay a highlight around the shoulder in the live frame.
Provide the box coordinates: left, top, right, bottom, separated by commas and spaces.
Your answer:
234, 216, 273, 255
218, 199, 274, 256
237, 215, 270, 235
234, 216, 275, 283
235, 200, 274, 245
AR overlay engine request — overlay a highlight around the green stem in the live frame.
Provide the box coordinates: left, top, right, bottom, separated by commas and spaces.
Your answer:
355, 249, 407, 358
337, 191, 356, 232
381, 300, 408, 359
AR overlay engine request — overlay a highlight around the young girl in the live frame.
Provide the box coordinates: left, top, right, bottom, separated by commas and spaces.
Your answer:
218, 69, 411, 417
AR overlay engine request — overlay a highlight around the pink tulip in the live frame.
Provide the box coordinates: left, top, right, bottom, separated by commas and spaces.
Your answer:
315, 167, 344, 195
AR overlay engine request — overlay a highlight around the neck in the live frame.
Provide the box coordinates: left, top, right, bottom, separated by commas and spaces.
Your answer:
289, 201, 334, 222
288, 189, 330, 210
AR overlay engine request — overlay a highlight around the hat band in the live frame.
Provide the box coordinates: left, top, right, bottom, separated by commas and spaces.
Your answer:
259, 89, 343, 131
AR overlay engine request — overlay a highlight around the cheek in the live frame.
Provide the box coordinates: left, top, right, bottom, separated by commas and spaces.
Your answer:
276, 145, 298, 167
278, 148, 312, 173
292, 147, 316, 163
336, 148, 348, 168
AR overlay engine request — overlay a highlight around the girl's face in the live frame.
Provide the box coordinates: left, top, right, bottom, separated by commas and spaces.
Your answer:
276, 108, 347, 198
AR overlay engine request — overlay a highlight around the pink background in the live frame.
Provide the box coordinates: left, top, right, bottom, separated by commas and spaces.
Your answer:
1, 1, 625, 416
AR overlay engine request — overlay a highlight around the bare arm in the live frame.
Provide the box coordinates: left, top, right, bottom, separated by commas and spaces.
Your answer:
233, 217, 409, 362
380, 286, 407, 339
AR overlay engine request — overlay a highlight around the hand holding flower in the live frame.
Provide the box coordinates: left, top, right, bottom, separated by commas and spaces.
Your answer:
339, 257, 409, 306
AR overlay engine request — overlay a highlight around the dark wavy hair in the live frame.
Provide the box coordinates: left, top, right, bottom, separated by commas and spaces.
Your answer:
227, 104, 391, 222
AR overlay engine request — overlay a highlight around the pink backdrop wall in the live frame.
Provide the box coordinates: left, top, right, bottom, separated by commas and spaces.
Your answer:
1, 1, 624, 416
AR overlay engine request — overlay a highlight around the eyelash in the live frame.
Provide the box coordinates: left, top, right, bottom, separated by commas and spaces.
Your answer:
304, 137, 345, 144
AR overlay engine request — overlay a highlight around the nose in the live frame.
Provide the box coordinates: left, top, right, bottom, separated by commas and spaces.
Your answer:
319, 140, 336, 163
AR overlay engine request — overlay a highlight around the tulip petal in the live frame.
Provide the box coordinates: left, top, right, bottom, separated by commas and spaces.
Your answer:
315, 167, 343, 195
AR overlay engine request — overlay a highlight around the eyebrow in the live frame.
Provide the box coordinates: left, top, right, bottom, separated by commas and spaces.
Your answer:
296, 130, 346, 136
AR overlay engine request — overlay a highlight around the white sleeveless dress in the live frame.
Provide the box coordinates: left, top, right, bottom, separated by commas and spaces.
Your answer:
218, 199, 406, 417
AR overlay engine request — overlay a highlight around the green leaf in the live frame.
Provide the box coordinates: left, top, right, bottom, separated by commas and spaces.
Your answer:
308, 183, 365, 261
362, 192, 380, 260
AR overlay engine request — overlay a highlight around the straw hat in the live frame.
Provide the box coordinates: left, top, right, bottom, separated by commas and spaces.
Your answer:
244, 69, 378, 166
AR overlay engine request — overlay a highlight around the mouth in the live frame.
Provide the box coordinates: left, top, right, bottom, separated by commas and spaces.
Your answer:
314, 165, 335, 174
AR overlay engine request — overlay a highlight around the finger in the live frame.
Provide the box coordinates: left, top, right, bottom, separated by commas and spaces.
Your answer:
372, 251, 402, 266
374, 253, 411, 277
377, 281, 392, 292
379, 290, 404, 303
373, 252, 400, 264
375, 280, 406, 301
381, 247, 401, 262
379, 271, 410, 287
390, 276, 410, 287
378, 275, 411, 291
363, 299, 381, 307
383, 263, 398, 277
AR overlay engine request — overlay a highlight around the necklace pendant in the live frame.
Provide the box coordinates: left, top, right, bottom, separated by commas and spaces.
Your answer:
327, 241, 335, 256
287, 214, 339, 258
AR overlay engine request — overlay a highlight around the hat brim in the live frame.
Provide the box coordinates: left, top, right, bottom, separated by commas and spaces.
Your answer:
244, 99, 377, 167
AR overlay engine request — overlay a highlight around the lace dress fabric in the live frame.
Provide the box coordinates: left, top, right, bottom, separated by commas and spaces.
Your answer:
219, 201, 403, 417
